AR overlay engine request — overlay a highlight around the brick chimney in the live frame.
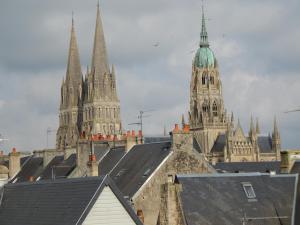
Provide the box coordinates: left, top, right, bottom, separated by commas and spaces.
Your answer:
9, 147, 21, 178
126, 130, 137, 152
171, 124, 193, 152
87, 154, 98, 177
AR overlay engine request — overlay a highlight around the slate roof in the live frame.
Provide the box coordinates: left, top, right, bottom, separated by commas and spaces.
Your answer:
110, 142, 172, 197
0, 176, 143, 225
99, 146, 126, 176
39, 154, 76, 180
144, 136, 171, 144
257, 136, 273, 153
214, 161, 281, 173
290, 160, 300, 174
176, 173, 298, 225
11, 156, 43, 183
211, 134, 226, 153
290, 160, 300, 224
193, 138, 202, 153
0, 156, 32, 168
94, 143, 110, 161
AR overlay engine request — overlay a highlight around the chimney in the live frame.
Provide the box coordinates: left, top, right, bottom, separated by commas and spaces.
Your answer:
173, 124, 180, 133
183, 124, 190, 133
9, 148, 21, 178
87, 154, 98, 177
131, 130, 136, 137
126, 130, 137, 152
137, 209, 144, 223
138, 130, 143, 144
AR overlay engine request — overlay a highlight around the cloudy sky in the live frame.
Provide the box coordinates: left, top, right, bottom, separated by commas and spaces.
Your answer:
0, 0, 299, 152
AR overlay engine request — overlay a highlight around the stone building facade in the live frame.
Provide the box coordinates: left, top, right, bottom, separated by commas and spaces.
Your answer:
132, 126, 215, 225
188, 9, 281, 163
56, 4, 122, 149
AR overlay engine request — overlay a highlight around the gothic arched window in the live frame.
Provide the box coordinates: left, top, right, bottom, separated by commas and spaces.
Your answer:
202, 76, 206, 85
202, 72, 208, 85
194, 76, 198, 90
210, 76, 214, 85
212, 101, 218, 116
202, 102, 209, 112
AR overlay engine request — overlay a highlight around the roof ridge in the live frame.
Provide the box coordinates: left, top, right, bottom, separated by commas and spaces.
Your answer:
5, 176, 105, 187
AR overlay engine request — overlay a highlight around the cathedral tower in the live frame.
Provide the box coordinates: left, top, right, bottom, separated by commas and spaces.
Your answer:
82, 4, 122, 136
56, 18, 84, 149
189, 8, 228, 154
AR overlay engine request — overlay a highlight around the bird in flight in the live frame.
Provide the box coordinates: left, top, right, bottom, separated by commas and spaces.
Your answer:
153, 42, 160, 47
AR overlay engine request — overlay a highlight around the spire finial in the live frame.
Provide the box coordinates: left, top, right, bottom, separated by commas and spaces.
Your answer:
72, 11, 74, 26
200, 3, 209, 47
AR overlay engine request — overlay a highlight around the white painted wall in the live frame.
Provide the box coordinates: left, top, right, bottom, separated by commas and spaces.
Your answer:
83, 186, 137, 225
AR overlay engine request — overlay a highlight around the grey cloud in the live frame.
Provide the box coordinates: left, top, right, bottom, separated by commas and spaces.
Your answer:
0, 0, 299, 152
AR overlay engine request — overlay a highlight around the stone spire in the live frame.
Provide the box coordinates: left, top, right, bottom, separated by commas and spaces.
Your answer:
249, 115, 256, 138
181, 114, 186, 128
235, 118, 245, 138
272, 116, 280, 138
66, 17, 82, 83
200, 6, 209, 47
91, 2, 109, 78
256, 118, 260, 134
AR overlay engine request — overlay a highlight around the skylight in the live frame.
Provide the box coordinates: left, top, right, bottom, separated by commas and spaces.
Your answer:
242, 183, 256, 199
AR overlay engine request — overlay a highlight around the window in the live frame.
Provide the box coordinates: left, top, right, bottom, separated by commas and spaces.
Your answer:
242, 183, 256, 199
210, 76, 214, 84
202, 103, 209, 112
202, 75, 206, 85
143, 169, 151, 177
212, 102, 218, 116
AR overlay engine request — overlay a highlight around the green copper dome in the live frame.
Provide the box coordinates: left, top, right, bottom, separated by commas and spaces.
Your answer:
194, 47, 216, 68
194, 6, 217, 69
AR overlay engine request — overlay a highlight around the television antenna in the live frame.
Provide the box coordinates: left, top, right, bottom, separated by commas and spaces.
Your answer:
46, 127, 55, 148
128, 110, 155, 137
284, 108, 300, 113
0, 134, 9, 143
241, 211, 288, 224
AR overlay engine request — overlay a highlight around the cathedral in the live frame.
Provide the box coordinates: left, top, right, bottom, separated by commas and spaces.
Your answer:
56, 4, 122, 149
188, 9, 281, 163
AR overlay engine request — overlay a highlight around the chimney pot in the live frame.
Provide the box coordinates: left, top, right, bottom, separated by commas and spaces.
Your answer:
173, 124, 179, 132
127, 130, 130, 137
183, 124, 190, 132
138, 130, 143, 137
12, 148, 17, 153
132, 130, 136, 137
89, 154, 96, 162
0, 151, 3, 156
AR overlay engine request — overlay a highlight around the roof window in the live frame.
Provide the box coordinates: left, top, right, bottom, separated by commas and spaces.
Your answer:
242, 182, 256, 199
